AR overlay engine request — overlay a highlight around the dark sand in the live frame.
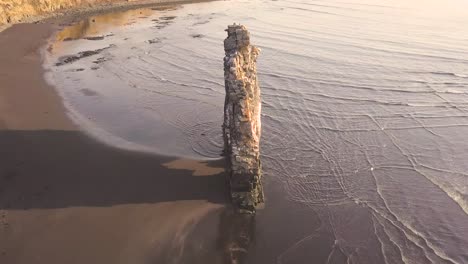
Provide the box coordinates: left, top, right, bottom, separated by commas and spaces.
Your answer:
0, 3, 334, 263
9, 0, 467, 263
0, 20, 229, 264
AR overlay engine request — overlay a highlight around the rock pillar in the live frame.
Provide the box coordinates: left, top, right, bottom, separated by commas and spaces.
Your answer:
223, 24, 264, 213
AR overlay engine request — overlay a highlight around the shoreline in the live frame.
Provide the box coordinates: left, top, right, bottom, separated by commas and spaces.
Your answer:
0, 0, 216, 33
0, 1, 230, 263
2, 1, 342, 263
43, 0, 222, 160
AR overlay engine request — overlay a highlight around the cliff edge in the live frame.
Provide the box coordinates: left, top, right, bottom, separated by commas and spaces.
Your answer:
0, 0, 187, 28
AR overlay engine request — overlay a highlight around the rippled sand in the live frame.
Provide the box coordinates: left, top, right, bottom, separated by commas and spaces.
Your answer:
44, 0, 468, 263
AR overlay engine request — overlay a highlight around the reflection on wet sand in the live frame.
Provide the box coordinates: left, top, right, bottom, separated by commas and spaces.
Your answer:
49, 5, 184, 61
55, 8, 156, 41
218, 209, 255, 264
161, 207, 256, 264
50, 5, 181, 56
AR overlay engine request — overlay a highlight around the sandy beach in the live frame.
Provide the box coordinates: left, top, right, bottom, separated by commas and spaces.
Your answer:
0, 7, 329, 263
2, 0, 468, 263
0, 3, 231, 263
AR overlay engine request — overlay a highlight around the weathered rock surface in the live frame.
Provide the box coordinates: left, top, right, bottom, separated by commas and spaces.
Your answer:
223, 24, 263, 213
0, 0, 113, 25
0, 0, 180, 27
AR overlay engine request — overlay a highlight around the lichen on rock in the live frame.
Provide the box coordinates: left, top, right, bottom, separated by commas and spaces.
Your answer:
223, 24, 264, 213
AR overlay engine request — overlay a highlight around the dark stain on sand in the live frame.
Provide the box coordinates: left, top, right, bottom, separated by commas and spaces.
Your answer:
191, 33, 205, 38
55, 45, 114, 66
80, 88, 98, 96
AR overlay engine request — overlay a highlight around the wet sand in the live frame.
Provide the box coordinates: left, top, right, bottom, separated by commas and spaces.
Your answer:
7, 0, 466, 263
0, 16, 228, 264
0, 8, 331, 264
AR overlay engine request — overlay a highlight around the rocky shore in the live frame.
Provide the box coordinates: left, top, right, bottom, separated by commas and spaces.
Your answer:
0, 0, 211, 32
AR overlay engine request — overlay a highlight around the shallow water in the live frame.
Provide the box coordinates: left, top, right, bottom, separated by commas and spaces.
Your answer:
45, 0, 468, 263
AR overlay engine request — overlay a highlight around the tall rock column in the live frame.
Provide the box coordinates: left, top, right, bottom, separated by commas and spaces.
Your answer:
223, 24, 264, 213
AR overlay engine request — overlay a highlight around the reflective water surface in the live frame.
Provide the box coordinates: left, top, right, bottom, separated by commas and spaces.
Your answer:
45, 0, 468, 263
